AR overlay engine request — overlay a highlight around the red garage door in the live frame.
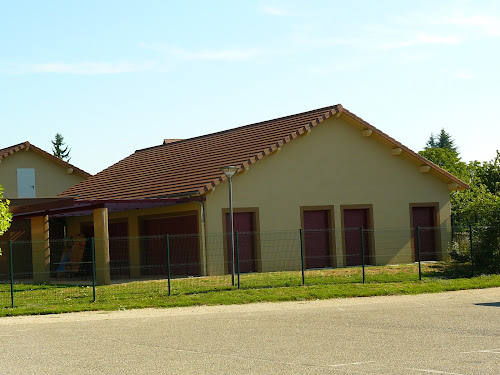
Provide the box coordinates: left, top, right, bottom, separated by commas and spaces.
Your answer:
303, 210, 331, 269
225, 212, 256, 274
343, 208, 371, 266
108, 222, 129, 277
412, 207, 437, 261
143, 215, 200, 276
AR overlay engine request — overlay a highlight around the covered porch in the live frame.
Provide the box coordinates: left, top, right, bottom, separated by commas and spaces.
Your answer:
7, 197, 206, 285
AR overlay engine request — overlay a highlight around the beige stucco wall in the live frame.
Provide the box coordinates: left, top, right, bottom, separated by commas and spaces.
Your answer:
204, 115, 453, 274
0, 150, 85, 198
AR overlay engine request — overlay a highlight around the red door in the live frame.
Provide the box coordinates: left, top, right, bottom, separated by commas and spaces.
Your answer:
412, 207, 437, 261
303, 210, 331, 269
80, 222, 130, 278
343, 209, 371, 266
225, 212, 256, 273
143, 215, 200, 276
108, 222, 129, 277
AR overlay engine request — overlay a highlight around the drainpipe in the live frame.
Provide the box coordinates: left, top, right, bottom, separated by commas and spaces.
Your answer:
193, 201, 207, 276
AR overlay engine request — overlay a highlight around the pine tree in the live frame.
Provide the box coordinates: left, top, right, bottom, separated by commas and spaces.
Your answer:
52, 133, 71, 161
436, 128, 458, 153
424, 128, 458, 154
425, 133, 436, 148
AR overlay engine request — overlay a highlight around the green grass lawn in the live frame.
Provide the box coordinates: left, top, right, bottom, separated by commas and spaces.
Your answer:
1, 262, 499, 317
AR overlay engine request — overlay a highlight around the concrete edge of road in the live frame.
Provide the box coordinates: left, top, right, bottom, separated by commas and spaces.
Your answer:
1, 287, 498, 325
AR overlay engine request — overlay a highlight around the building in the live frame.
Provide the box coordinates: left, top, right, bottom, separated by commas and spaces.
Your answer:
11, 105, 468, 284
0, 141, 90, 279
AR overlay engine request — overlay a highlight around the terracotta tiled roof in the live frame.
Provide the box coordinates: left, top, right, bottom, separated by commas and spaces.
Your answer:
61, 105, 344, 199
0, 142, 27, 159
60, 104, 468, 200
0, 141, 91, 177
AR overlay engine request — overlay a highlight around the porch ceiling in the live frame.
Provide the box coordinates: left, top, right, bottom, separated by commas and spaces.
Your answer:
10, 197, 204, 219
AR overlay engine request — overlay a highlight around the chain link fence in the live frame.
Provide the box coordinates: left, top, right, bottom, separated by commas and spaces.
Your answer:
0, 225, 497, 309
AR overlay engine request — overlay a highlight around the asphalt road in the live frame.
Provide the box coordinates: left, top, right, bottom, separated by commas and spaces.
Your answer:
0, 288, 499, 374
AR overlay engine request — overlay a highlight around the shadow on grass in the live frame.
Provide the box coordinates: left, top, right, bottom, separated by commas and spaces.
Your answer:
9, 283, 85, 292
423, 262, 475, 279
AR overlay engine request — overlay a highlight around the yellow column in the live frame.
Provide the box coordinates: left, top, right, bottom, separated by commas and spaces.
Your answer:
31, 215, 50, 284
93, 208, 110, 285
128, 214, 141, 278
196, 203, 208, 276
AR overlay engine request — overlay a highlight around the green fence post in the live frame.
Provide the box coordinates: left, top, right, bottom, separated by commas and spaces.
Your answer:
360, 227, 365, 284
9, 240, 14, 308
166, 234, 171, 296
91, 237, 96, 302
469, 224, 475, 277
416, 227, 422, 281
299, 229, 305, 286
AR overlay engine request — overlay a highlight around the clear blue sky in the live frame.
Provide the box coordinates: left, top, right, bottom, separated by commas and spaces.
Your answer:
1, 0, 499, 174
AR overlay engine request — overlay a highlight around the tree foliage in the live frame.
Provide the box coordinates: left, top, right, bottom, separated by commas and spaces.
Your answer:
422, 130, 500, 273
52, 133, 71, 161
419, 147, 467, 181
0, 185, 13, 256
473, 151, 500, 195
425, 128, 458, 153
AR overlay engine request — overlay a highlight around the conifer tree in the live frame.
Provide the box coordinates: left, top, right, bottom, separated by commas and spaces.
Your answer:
436, 128, 458, 153
424, 128, 458, 154
425, 133, 436, 148
52, 133, 71, 161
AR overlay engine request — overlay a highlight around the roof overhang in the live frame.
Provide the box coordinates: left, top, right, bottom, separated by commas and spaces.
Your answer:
338, 109, 470, 191
0, 141, 91, 178
9, 196, 205, 219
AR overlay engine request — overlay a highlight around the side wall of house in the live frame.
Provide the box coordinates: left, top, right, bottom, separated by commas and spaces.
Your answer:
0, 150, 85, 198
204, 115, 452, 274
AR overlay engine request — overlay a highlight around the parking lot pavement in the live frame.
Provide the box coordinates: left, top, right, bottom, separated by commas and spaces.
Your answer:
0, 287, 499, 374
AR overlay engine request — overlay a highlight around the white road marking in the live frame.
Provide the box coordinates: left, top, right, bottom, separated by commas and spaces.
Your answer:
461, 349, 500, 354
409, 368, 467, 375
328, 361, 375, 368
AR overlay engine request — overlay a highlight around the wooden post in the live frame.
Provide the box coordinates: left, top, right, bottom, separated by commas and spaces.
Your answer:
93, 208, 110, 285
31, 215, 50, 283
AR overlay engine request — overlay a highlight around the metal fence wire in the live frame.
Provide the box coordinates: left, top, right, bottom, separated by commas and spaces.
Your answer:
0, 225, 498, 309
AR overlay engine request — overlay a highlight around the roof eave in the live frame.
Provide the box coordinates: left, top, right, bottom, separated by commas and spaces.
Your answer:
339, 109, 469, 190
0, 141, 92, 178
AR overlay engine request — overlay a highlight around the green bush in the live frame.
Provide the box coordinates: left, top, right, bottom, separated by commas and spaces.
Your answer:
449, 233, 471, 263
474, 224, 500, 274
